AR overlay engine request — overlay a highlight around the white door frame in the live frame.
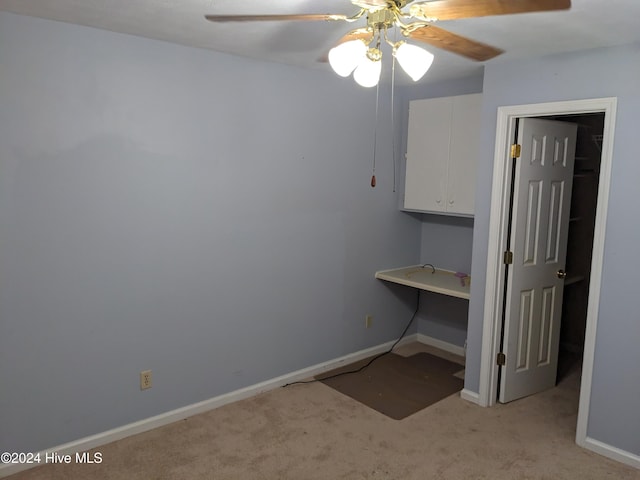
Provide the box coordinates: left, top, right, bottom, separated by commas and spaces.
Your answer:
477, 97, 617, 448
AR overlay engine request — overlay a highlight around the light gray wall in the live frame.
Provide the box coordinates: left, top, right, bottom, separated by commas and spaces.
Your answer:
466, 43, 640, 455
0, 12, 422, 453
417, 215, 473, 346
397, 77, 482, 347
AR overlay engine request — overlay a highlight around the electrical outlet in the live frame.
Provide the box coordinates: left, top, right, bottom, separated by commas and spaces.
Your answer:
140, 370, 152, 390
365, 315, 373, 329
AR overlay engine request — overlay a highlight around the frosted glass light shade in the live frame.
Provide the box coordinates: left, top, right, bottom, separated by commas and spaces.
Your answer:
394, 43, 434, 82
353, 56, 382, 88
328, 39, 367, 77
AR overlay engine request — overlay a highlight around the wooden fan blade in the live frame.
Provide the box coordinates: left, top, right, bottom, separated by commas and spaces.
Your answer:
335, 28, 374, 46
205, 13, 347, 23
318, 28, 374, 62
408, 24, 503, 61
409, 0, 570, 21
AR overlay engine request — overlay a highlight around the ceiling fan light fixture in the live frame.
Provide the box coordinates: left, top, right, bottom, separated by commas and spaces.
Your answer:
394, 42, 434, 82
353, 52, 382, 88
328, 39, 367, 77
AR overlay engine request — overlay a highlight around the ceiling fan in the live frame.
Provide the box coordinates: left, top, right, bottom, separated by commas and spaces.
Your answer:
205, 0, 571, 86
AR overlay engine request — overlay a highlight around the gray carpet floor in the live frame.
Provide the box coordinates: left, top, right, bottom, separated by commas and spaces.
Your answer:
7, 343, 640, 480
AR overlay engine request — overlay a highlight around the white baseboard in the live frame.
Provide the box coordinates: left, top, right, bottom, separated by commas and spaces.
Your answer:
460, 388, 480, 405
6, 335, 635, 477
416, 333, 466, 357
581, 436, 640, 470
0, 336, 417, 478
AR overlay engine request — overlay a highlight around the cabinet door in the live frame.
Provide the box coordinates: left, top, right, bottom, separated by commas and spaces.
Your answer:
447, 93, 481, 215
404, 97, 452, 212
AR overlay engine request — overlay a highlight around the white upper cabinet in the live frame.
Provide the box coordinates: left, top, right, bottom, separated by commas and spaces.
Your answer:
404, 93, 482, 216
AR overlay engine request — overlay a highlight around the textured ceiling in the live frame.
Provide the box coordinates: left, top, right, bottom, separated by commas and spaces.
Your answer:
1, 0, 640, 84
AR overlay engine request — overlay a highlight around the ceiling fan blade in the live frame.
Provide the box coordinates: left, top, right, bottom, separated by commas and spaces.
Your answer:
409, 0, 570, 21
205, 13, 348, 23
318, 28, 374, 62
335, 28, 374, 46
408, 24, 503, 61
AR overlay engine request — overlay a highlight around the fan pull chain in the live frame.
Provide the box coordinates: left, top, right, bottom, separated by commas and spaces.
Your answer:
371, 76, 380, 188
391, 48, 397, 192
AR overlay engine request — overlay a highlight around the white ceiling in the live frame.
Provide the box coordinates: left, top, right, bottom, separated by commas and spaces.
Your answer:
1, 0, 640, 85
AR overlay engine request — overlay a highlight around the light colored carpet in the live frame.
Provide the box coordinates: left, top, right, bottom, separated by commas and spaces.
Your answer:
8, 343, 640, 479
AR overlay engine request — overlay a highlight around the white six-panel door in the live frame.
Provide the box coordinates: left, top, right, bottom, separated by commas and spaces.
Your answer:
499, 117, 577, 403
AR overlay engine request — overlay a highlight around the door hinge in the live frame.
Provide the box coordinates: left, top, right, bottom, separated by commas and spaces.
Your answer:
497, 352, 506, 366
503, 250, 513, 265
510, 143, 521, 158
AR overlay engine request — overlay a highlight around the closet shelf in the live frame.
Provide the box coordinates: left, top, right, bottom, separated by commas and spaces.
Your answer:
574, 173, 598, 179
564, 275, 585, 286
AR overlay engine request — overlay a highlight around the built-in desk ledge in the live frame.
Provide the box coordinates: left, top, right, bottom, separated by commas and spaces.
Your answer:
375, 265, 471, 300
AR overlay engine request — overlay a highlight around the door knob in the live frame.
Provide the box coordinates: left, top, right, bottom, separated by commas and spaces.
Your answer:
556, 269, 567, 279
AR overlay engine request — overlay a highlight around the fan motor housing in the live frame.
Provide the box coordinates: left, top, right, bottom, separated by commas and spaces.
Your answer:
353, 0, 408, 12
368, 8, 397, 29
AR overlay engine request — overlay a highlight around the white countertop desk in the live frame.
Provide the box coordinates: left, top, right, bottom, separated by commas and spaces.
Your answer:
375, 265, 470, 300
